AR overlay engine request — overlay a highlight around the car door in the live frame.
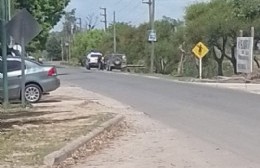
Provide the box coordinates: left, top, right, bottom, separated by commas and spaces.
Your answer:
7, 60, 22, 99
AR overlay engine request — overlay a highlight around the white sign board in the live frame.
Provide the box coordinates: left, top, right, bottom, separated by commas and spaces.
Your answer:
236, 37, 254, 73
148, 30, 157, 42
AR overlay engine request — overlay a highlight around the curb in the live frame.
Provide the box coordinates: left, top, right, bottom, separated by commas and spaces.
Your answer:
43, 114, 125, 168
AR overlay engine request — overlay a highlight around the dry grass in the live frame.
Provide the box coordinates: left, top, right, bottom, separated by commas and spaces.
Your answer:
0, 86, 117, 168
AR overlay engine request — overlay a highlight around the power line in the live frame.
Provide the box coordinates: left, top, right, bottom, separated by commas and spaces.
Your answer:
116, 1, 143, 22
113, 0, 124, 6
116, 0, 135, 14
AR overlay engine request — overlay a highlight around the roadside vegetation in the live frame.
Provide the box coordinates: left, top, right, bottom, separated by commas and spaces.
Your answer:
3, 0, 260, 78
45, 0, 260, 78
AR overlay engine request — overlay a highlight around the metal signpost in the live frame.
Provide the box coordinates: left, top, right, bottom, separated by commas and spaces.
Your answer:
236, 37, 254, 74
192, 42, 209, 79
6, 8, 42, 107
1, 0, 9, 107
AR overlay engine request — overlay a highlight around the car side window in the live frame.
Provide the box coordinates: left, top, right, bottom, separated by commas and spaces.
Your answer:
7, 60, 22, 72
25, 60, 40, 69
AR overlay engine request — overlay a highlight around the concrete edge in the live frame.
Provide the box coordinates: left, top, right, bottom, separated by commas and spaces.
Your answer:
43, 114, 125, 168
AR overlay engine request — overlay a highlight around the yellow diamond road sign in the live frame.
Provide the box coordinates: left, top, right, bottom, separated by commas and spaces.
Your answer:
192, 42, 209, 58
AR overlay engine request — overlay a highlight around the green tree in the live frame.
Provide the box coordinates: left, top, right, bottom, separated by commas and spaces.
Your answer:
46, 33, 62, 61
153, 17, 183, 74
232, 0, 260, 68
71, 29, 105, 65
185, 0, 246, 76
14, 0, 70, 51
98, 22, 147, 65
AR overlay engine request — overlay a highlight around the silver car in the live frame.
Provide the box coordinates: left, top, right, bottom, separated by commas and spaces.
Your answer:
0, 57, 60, 103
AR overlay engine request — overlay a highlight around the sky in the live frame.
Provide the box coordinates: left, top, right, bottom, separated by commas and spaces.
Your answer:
53, 0, 202, 31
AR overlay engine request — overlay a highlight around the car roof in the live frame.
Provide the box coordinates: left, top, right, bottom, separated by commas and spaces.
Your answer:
88, 52, 102, 55
0, 56, 39, 63
105, 53, 125, 56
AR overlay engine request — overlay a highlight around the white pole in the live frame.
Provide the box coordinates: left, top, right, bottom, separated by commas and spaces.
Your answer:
21, 36, 26, 106
113, 11, 117, 53
251, 27, 254, 73
199, 58, 202, 79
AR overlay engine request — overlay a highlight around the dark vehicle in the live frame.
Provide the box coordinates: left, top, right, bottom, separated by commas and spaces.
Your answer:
104, 54, 127, 71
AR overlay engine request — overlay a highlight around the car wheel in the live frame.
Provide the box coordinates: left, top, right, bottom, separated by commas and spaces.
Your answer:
24, 84, 42, 103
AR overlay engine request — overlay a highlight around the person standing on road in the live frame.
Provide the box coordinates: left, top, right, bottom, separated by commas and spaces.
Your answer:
98, 55, 104, 70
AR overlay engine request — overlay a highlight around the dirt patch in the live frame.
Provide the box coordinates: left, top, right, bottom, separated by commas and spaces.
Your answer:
57, 121, 129, 168
0, 86, 118, 168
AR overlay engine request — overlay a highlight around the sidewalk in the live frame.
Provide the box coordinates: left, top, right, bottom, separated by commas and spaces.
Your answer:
193, 82, 260, 94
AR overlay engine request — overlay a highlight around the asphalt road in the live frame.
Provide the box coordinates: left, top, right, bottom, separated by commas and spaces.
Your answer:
58, 67, 260, 165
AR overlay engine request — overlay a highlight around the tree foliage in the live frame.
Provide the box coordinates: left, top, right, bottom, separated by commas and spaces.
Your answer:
56, 0, 260, 78
71, 29, 105, 65
14, 0, 70, 51
46, 32, 62, 61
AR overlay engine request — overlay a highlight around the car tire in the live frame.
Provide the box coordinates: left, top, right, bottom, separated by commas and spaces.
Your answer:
24, 84, 42, 103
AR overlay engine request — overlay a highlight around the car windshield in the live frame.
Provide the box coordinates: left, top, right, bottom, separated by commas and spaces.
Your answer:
90, 55, 101, 58
114, 54, 123, 58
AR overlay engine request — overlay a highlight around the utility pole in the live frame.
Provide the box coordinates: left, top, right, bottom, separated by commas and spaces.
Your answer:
1, 0, 9, 107
113, 11, 117, 53
143, 0, 155, 73
61, 38, 64, 61
142, 0, 152, 26
78, 17, 82, 32
7, 0, 11, 20
151, 0, 155, 73
100, 7, 107, 31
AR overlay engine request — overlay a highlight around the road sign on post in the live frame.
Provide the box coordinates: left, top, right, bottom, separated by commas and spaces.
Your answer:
192, 42, 209, 79
6, 8, 42, 107
236, 37, 254, 73
148, 30, 157, 42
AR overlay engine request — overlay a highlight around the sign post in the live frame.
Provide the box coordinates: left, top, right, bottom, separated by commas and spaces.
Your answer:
1, 0, 9, 107
236, 37, 254, 73
6, 8, 42, 107
192, 42, 209, 79
199, 57, 202, 80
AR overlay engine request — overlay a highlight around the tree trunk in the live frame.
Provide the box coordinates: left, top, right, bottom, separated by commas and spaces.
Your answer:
212, 46, 224, 76
177, 44, 186, 76
177, 53, 185, 76
231, 46, 237, 74
217, 60, 223, 76
254, 56, 260, 68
